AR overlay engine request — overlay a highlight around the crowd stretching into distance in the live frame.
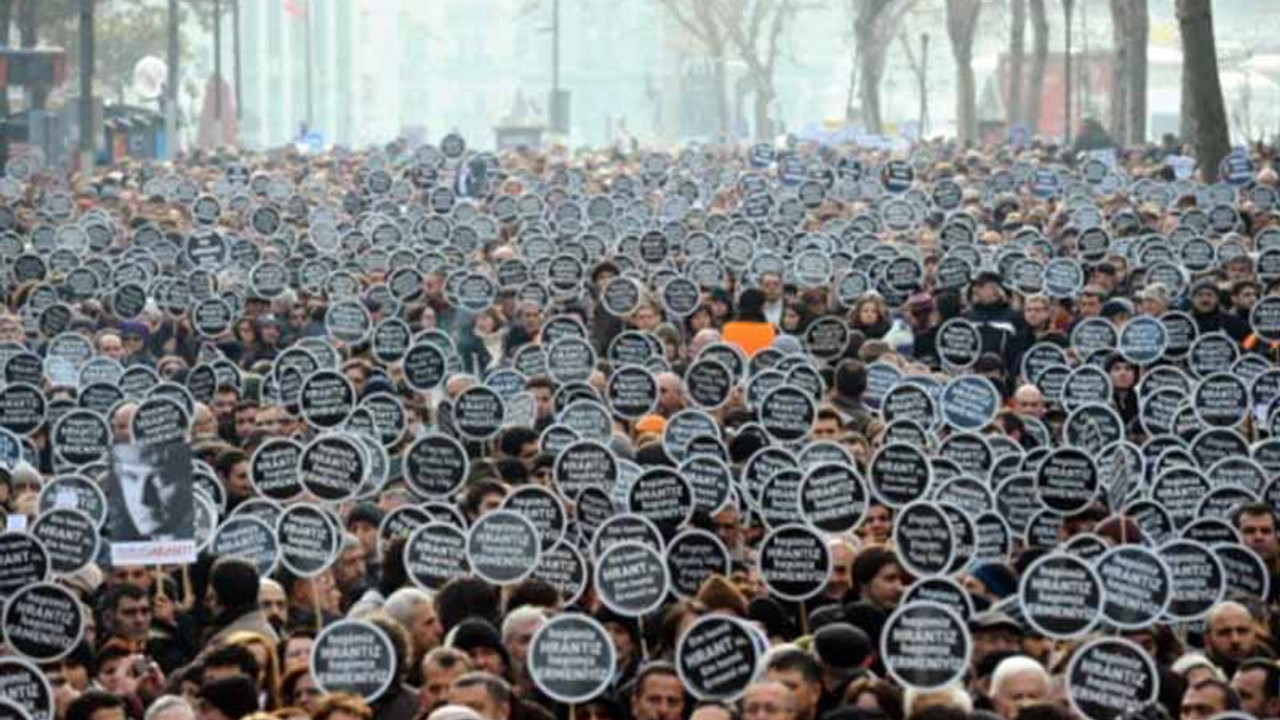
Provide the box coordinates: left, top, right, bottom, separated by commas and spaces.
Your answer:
1, 130, 1280, 720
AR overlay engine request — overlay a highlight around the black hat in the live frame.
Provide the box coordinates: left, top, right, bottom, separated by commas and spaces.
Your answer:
972, 270, 1004, 287
808, 604, 848, 632
346, 502, 385, 529
448, 618, 511, 668
747, 597, 797, 641
200, 675, 260, 720
842, 601, 888, 644
1190, 278, 1219, 297
813, 622, 872, 670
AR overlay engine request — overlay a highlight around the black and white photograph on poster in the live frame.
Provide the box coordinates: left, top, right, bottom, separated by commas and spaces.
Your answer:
105, 441, 195, 566
880, 601, 971, 690
676, 614, 761, 702
527, 613, 616, 705
1067, 638, 1159, 720
1, 582, 83, 663
311, 619, 397, 702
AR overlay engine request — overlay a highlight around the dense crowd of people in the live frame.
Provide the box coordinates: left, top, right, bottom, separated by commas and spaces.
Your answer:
3, 131, 1280, 720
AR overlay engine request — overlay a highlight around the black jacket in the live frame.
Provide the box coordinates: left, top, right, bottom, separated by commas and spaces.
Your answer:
963, 301, 1034, 373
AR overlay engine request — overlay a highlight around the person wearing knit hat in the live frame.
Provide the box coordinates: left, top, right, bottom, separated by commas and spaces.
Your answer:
446, 618, 511, 679
813, 622, 873, 702
967, 564, 1018, 603
199, 675, 260, 720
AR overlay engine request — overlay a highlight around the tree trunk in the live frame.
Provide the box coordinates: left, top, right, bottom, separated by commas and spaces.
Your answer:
752, 83, 773, 141
0, 0, 10, 169
854, 0, 895, 134
1109, 0, 1128, 141
845, 47, 858, 122
17, 0, 32, 47
1025, 0, 1049, 135
0, 0, 11, 48
711, 47, 730, 139
1063, 0, 1074, 144
1177, 0, 1228, 181
1126, 0, 1148, 144
947, 0, 982, 145
1008, 0, 1026, 127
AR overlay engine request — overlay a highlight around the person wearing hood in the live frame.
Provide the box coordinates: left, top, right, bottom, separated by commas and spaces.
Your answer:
962, 272, 1034, 374
203, 557, 279, 646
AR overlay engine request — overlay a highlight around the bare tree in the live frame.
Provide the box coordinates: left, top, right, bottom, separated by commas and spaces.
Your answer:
1022, 0, 1048, 135
946, 0, 982, 145
1124, 0, 1148, 143
0, 1, 10, 47
17, 0, 33, 47
1008, 0, 1026, 128
1109, 0, 1148, 144
899, 30, 930, 137
655, 0, 732, 138
1108, 0, 1127, 140
1177, 0, 1228, 181
849, 0, 909, 134
714, 0, 804, 142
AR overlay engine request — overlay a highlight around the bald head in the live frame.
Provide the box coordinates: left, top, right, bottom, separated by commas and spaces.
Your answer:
1013, 384, 1046, 419
1207, 601, 1258, 662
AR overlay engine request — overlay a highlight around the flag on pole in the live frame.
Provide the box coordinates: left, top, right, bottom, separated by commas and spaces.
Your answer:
284, 0, 306, 19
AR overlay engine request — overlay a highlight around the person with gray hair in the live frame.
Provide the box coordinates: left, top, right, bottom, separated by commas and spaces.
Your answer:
500, 605, 546, 695
742, 681, 798, 720
990, 656, 1051, 720
142, 696, 195, 720
384, 587, 443, 673
903, 684, 973, 717
448, 672, 512, 720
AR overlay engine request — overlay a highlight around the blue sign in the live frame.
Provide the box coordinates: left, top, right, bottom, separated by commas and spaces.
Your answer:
306, 131, 325, 152
1220, 148, 1254, 186
1009, 123, 1030, 147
